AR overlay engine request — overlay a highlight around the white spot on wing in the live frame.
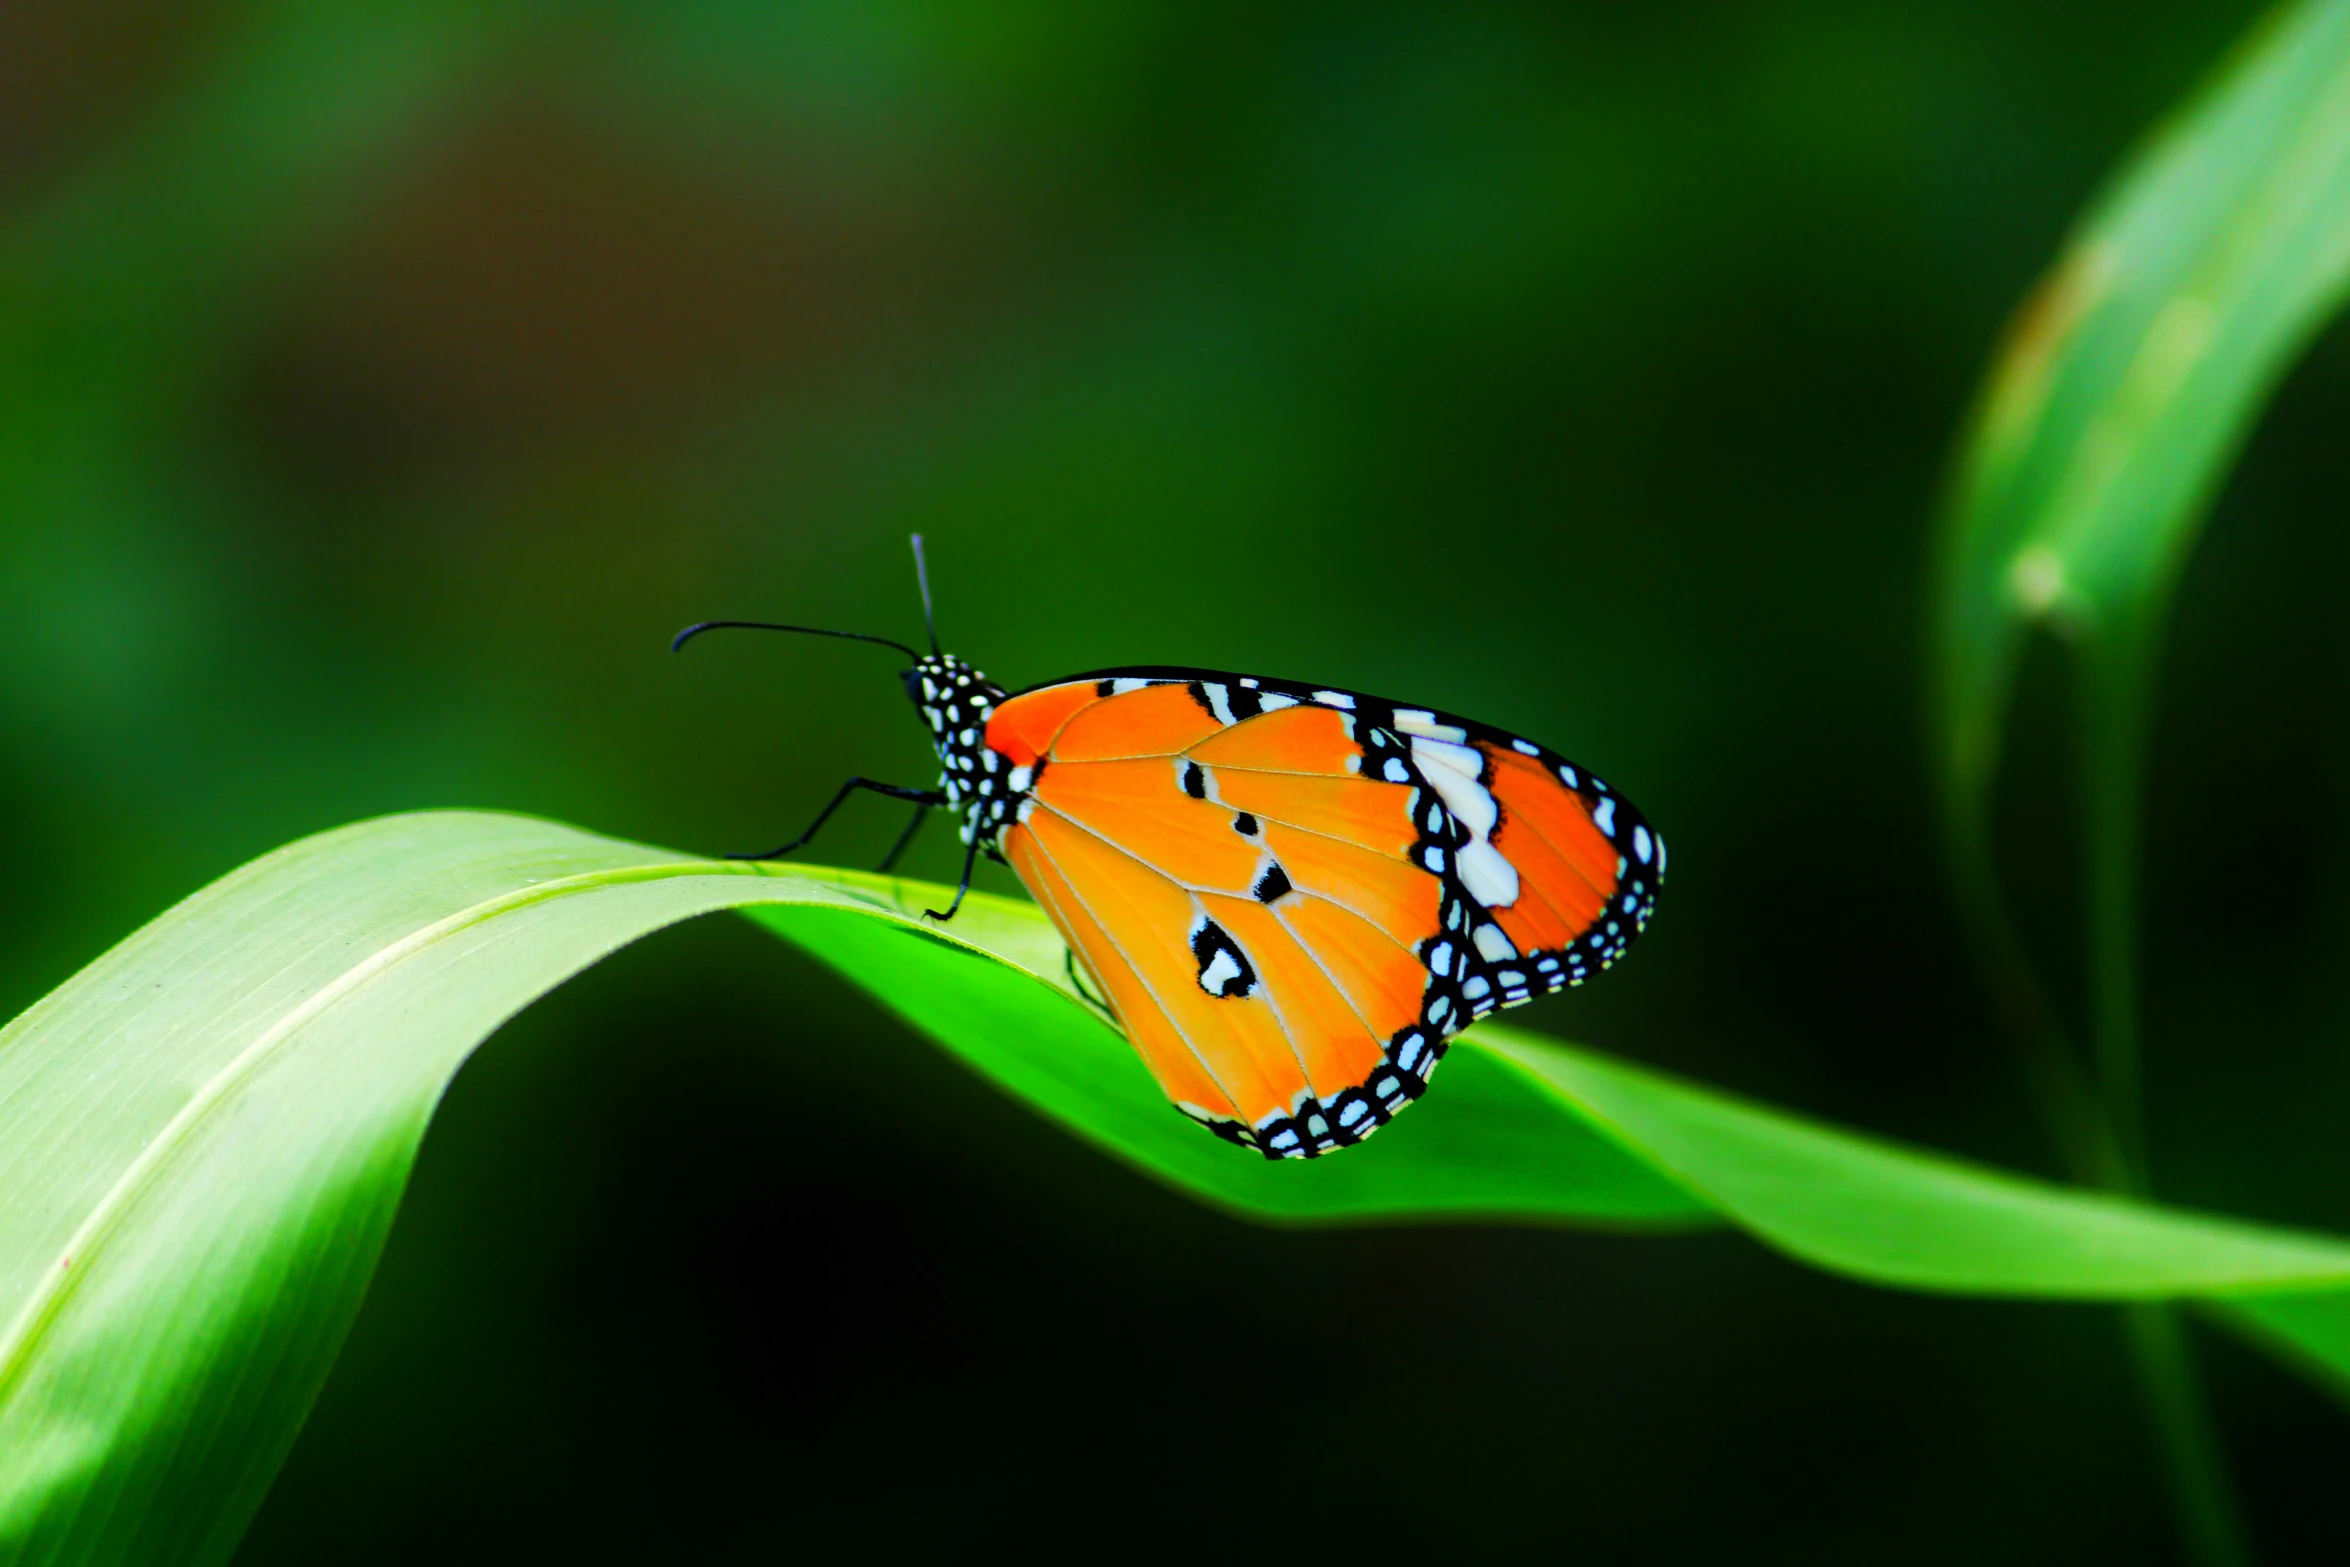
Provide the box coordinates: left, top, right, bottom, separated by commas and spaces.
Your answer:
1457, 839, 1520, 907
1411, 736, 1481, 779
1473, 924, 1517, 962
1201, 682, 1237, 725
1592, 797, 1618, 836
1197, 947, 1244, 995
1383, 757, 1412, 783
1312, 690, 1355, 709
1110, 677, 1151, 695
1394, 709, 1469, 742
1415, 744, 1497, 837
1258, 692, 1298, 712
1632, 824, 1651, 863
1512, 738, 1540, 756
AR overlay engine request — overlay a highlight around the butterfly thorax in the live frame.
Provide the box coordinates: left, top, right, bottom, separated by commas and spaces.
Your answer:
902, 653, 1020, 856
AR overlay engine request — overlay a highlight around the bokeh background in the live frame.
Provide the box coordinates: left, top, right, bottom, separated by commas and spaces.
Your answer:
6, 2, 2350, 1560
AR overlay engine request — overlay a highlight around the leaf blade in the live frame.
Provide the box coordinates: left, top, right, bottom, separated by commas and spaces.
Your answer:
5, 809, 2350, 1562
1927, 0, 2350, 1412
753, 904, 1712, 1229
1936, 0, 2350, 792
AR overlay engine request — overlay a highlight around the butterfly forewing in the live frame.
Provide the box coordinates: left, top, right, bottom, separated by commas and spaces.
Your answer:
983, 670, 1663, 1159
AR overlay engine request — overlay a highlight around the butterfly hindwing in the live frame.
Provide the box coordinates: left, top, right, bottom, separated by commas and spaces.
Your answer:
983, 669, 1663, 1159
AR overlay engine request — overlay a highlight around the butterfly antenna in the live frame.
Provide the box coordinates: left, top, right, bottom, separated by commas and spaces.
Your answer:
910, 533, 940, 655
670, 621, 921, 660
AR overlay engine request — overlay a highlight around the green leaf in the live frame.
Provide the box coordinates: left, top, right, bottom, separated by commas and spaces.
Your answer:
763, 903, 2350, 1296
8, 811, 2350, 1563
1934, 0, 2350, 804
748, 904, 1705, 1229
1926, 0, 2350, 1452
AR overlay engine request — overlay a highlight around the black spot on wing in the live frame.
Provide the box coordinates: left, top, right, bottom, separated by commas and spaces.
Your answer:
1189, 916, 1257, 999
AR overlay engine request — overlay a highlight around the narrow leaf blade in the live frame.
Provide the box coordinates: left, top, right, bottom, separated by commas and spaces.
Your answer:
6, 810, 2350, 1563
1936, 0, 2350, 797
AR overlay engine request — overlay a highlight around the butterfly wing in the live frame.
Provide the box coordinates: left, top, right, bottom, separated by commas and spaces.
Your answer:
983, 670, 1662, 1158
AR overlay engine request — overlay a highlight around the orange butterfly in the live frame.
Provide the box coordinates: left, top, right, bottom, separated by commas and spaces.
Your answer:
678, 539, 1662, 1159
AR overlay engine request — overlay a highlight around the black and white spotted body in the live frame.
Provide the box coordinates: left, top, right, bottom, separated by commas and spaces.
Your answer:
902, 653, 1026, 862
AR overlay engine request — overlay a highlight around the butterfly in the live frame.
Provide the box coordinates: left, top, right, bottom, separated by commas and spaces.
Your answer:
677, 538, 1663, 1159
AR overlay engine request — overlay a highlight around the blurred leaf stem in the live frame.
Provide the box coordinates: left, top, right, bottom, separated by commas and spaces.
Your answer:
2092, 616, 2246, 1565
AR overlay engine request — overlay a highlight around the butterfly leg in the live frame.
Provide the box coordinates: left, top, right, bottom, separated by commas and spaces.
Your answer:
924, 835, 981, 922
728, 777, 944, 861
1065, 948, 1115, 1021
875, 800, 930, 873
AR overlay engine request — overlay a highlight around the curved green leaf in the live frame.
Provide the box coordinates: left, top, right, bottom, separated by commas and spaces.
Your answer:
1923, 0, 2350, 1462
762, 903, 2350, 1295
1935, 0, 2350, 806
748, 904, 1706, 1229
6, 811, 2350, 1562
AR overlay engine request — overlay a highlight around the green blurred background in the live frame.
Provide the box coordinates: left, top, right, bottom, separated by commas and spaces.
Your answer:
6, 2, 2349, 1559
